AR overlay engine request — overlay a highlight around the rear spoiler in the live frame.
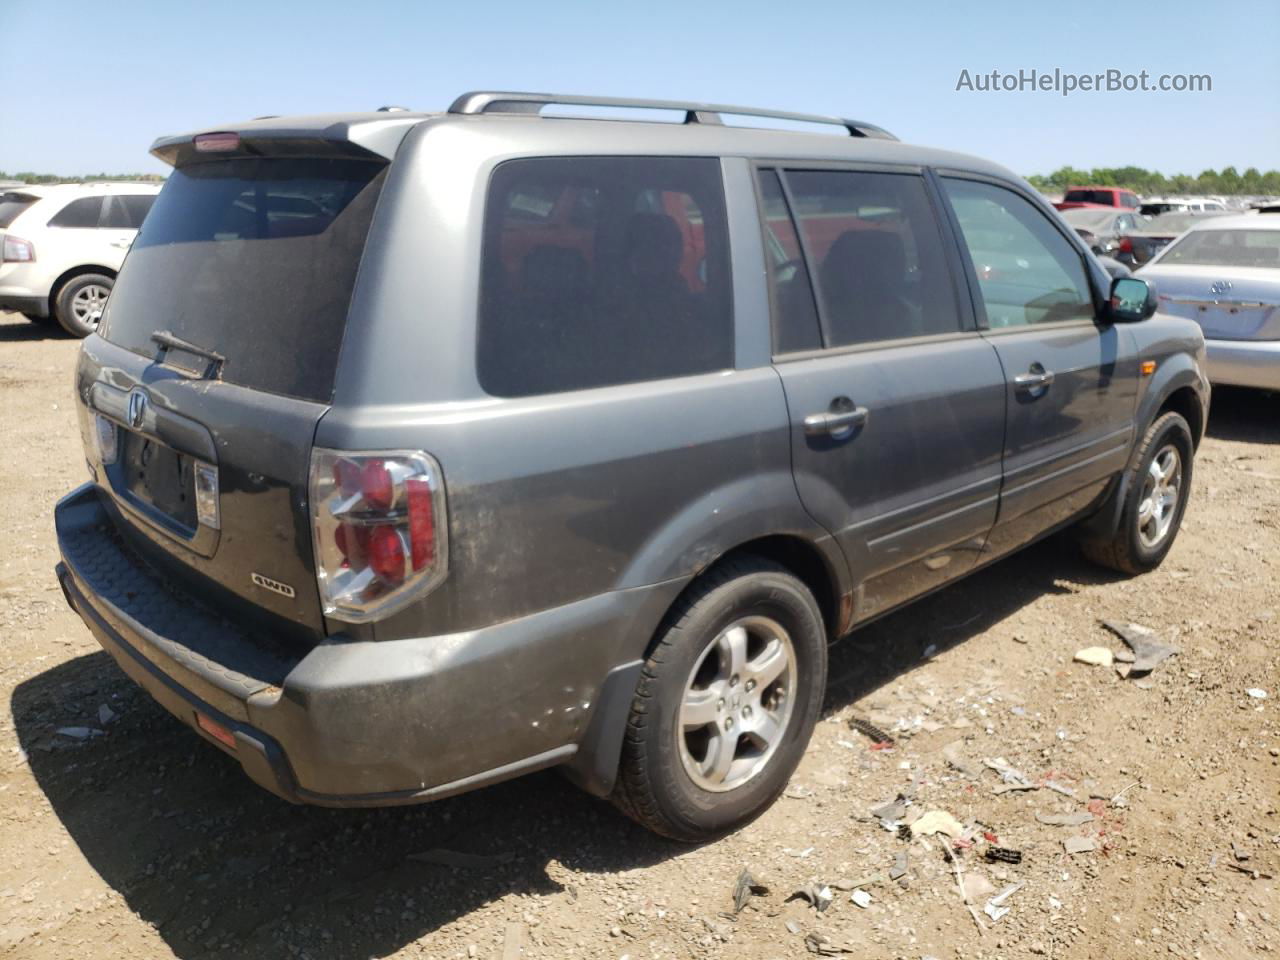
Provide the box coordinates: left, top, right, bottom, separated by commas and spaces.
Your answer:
150, 113, 428, 167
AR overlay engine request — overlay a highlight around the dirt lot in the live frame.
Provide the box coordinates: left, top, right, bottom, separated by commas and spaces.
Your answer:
0, 310, 1276, 960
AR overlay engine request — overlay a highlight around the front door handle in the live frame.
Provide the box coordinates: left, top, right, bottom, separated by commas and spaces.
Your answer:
1014, 364, 1055, 394
804, 398, 869, 437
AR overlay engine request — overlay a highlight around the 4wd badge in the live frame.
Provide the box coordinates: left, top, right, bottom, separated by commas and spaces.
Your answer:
251, 572, 296, 598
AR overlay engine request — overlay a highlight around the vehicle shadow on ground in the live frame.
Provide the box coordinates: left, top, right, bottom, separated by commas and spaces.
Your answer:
0, 317, 69, 341
12, 533, 1116, 958
1204, 386, 1280, 444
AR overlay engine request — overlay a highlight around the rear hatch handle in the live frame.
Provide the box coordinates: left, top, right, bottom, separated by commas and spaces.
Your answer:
151, 331, 226, 380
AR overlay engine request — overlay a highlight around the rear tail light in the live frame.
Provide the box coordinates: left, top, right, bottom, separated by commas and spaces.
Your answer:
1118, 237, 1133, 254
2, 234, 34, 262
309, 450, 448, 622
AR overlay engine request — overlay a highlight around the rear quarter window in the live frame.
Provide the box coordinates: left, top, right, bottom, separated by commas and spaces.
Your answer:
0, 194, 38, 228
477, 156, 734, 397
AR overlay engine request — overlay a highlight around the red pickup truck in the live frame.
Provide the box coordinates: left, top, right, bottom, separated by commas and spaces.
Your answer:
1054, 186, 1140, 211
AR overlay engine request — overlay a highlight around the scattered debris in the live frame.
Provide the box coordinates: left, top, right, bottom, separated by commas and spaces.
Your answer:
944, 845, 987, 934
911, 810, 965, 838
941, 741, 981, 780
97, 704, 116, 725
993, 782, 1039, 795
731, 867, 769, 914
785, 784, 815, 799
1101, 621, 1178, 676
984, 847, 1023, 865
850, 888, 872, 909
985, 757, 1033, 788
1225, 863, 1274, 880
1043, 780, 1076, 797
848, 716, 894, 745
784, 846, 815, 858
55, 726, 101, 740
1063, 837, 1097, 855
407, 848, 515, 869
1245, 688, 1268, 699
869, 796, 908, 824
889, 849, 909, 881
1110, 781, 1141, 806
922, 644, 938, 659
1073, 647, 1114, 667
786, 883, 833, 913
501, 922, 524, 960
1232, 843, 1250, 863
983, 882, 1024, 922
1036, 811, 1094, 826
962, 872, 996, 902
804, 932, 854, 955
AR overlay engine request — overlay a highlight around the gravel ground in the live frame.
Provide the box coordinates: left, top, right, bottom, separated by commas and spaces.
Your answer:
1, 310, 1276, 960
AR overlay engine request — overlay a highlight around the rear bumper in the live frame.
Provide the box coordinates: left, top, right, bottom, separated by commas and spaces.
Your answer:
0, 293, 48, 317
55, 483, 672, 805
1205, 338, 1280, 391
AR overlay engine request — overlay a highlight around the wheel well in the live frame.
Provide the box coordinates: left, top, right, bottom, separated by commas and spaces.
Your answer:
711, 536, 843, 642
1158, 386, 1204, 449
47, 265, 116, 315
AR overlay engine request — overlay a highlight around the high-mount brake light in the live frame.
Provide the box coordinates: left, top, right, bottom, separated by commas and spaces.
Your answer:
310, 450, 448, 622
194, 132, 241, 152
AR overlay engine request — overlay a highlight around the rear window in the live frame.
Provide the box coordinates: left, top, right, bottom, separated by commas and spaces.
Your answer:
0, 193, 37, 228
102, 157, 386, 403
1159, 229, 1280, 268
477, 156, 733, 397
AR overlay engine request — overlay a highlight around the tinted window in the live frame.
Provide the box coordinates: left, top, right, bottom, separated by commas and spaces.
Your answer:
943, 178, 1094, 328
758, 169, 820, 354
102, 157, 386, 403
47, 196, 104, 228
0, 194, 37, 228
478, 157, 733, 397
102, 194, 155, 229
784, 169, 959, 346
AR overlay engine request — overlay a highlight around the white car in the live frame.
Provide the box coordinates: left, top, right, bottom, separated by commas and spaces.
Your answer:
1137, 214, 1280, 390
0, 182, 160, 336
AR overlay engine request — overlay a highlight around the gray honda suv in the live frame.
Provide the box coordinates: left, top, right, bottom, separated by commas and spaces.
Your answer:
54, 93, 1209, 841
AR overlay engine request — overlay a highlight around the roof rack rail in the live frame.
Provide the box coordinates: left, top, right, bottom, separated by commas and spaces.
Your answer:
447, 91, 897, 141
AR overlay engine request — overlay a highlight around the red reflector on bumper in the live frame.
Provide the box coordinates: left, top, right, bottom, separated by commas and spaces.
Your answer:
196, 712, 237, 750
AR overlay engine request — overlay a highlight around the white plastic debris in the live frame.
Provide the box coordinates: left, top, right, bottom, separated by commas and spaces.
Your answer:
1073, 647, 1114, 667
850, 889, 872, 908
983, 882, 1024, 922
910, 810, 965, 838
1246, 688, 1268, 699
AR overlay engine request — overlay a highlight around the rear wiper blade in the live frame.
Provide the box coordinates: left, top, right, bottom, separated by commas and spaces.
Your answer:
151, 331, 226, 380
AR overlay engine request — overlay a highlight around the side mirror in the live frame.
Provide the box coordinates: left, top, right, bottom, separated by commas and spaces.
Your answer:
1109, 276, 1157, 322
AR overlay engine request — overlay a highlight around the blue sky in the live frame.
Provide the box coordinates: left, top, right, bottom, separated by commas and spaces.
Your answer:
2, 0, 1276, 178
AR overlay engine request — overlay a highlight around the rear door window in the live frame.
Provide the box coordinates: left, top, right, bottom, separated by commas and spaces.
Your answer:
101, 157, 387, 403
47, 196, 105, 228
477, 156, 733, 397
102, 194, 156, 229
781, 169, 960, 346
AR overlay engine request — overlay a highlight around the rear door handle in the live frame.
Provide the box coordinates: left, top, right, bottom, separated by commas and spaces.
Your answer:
804, 399, 869, 437
1014, 365, 1055, 393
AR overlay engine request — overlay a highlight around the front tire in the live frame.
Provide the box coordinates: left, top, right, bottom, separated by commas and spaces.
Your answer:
1081, 411, 1194, 575
612, 556, 827, 842
53, 273, 113, 338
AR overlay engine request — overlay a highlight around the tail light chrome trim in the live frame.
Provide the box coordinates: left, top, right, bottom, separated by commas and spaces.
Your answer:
309, 449, 448, 623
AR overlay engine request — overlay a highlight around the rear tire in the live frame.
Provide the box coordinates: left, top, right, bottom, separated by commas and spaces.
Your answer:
53, 273, 113, 338
611, 556, 827, 842
1081, 411, 1194, 575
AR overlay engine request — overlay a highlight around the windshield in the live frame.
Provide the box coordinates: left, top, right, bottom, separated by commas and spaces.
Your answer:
1061, 209, 1115, 229
1159, 229, 1280, 268
1064, 189, 1113, 204
102, 156, 386, 403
